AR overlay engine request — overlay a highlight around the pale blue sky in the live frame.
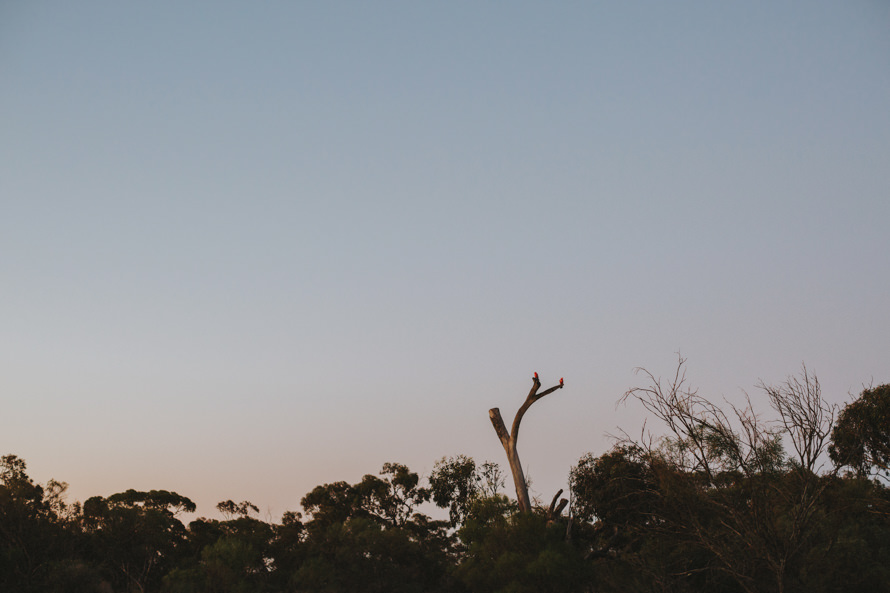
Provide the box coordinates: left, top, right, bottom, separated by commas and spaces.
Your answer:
2, 1, 888, 519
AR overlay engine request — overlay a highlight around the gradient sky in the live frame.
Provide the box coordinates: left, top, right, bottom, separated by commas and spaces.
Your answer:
2, 1, 888, 520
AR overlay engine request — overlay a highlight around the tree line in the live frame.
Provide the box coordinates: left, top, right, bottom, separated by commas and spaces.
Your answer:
2, 362, 889, 593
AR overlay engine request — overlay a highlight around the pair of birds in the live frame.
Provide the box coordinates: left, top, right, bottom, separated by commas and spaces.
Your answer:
533, 372, 564, 387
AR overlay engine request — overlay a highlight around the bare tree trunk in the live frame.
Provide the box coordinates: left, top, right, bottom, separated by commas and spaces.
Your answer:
489, 373, 563, 512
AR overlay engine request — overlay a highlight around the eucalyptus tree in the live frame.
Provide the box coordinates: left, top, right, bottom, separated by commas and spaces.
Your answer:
829, 384, 890, 477
82, 489, 195, 593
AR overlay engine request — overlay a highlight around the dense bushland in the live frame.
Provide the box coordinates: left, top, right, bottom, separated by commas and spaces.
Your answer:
3, 366, 888, 592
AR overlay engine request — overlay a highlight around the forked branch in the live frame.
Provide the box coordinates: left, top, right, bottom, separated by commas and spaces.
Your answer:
489, 372, 564, 513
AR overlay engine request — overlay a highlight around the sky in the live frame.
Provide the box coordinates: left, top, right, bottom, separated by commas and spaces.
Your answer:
2, 1, 888, 520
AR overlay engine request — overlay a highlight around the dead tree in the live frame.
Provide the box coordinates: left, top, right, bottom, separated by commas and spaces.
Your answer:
489, 372, 564, 513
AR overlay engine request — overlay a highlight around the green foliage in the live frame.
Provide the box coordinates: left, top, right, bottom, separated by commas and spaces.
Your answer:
0, 455, 83, 592
456, 511, 591, 593
830, 384, 890, 476
570, 445, 657, 527
302, 462, 432, 534
430, 455, 480, 526
430, 455, 508, 528
292, 516, 451, 593
163, 511, 278, 593
570, 366, 890, 593
4, 373, 890, 592
293, 462, 453, 592
300, 480, 359, 530
83, 489, 195, 592
216, 500, 259, 519
798, 476, 890, 593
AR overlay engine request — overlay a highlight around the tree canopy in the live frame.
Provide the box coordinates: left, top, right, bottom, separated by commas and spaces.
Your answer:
2, 368, 889, 592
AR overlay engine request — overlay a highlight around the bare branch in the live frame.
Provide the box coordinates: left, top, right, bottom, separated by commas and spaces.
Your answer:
760, 364, 836, 474
490, 373, 564, 513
